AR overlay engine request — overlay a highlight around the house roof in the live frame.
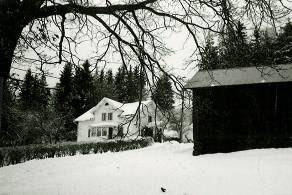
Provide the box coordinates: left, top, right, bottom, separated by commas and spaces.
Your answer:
74, 98, 154, 122
185, 64, 292, 89
74, 109, 95, 122
120, 100, 152, 116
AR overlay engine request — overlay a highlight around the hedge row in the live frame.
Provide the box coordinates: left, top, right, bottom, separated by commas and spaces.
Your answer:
0, 137, 154, 167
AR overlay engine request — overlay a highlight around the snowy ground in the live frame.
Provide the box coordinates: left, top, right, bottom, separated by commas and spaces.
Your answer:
1, 142, 292, 195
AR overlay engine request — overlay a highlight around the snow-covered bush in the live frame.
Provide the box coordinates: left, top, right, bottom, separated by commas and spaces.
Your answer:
0, 137, 154, 167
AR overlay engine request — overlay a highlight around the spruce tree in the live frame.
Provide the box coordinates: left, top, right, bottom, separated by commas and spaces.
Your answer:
54, 63, 76, 141
19, 69, 35, 110
126, 66, 136, 102
36, 74, 50, 109
200, 34, 221, 70
152, 74, 174, 111
274, 21, 292, 64
72, 60, 95, 117
105, 69, 115, 99
55, 63, 74, 112
133, 65, 147, 101
0, 78, 19, 146
115, 66, 127, 103
219, 21, 250, 68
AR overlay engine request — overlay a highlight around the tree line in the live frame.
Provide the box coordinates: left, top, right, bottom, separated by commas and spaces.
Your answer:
1, 61, 174, 146
200, 21, 292, 70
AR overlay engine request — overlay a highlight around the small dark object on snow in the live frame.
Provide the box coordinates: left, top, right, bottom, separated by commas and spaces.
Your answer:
161, 187, 166, 192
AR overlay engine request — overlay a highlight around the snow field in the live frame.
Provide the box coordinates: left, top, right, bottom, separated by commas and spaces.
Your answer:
0, 142, 292, 195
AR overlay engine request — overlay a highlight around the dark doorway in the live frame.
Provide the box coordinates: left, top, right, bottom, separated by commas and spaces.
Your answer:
108, 127, 113, 139
143, 127, 153, 137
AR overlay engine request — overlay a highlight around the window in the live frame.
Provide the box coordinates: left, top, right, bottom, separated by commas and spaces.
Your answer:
108, 113, 113, 120
102, 113, 106, 121
88, 129, 91, 137
102, 128, 107, 136
148, 116, 152, 122
105, 103, 109, 106
91, 127, 97, 137
97, 129, 101, 136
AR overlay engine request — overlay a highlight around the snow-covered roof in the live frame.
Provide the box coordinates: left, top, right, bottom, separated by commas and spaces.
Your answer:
74, 97, 123, 122
74, 107, 95, 122
106, 98, 123, 108
185, 64, 292, 88
120, 100, 152, 116
74, 98, 154, 122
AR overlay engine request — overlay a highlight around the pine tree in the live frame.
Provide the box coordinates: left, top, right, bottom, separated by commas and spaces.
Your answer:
152, 74, 174, 111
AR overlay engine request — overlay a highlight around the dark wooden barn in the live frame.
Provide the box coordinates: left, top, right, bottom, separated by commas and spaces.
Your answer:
185, 64, 292, 155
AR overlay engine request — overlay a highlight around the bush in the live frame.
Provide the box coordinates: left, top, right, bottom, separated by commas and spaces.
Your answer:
0, 137, 154, 167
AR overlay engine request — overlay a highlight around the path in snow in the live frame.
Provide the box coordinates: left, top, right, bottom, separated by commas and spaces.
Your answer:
0, 142, 292, 195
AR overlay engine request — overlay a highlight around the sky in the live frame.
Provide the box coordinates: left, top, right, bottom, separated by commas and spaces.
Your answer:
9, 0, 292, 88
11, 28, 197, 88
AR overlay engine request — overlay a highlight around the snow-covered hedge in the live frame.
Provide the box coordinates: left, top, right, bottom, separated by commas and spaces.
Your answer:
0, 137, 154, 167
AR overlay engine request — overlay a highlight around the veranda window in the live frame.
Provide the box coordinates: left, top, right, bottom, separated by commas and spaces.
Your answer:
97, 128, 101, 136
90, 127, 108, 137
102, 128, 107, 136
91, 127, 97, 137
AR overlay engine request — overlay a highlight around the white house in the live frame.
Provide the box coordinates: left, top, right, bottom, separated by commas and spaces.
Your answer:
74, 97, 163, 142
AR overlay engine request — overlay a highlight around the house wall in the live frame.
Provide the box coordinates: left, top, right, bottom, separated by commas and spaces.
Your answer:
192, 82, 292, 154
92, 103, 123, 125
77, 120, 93, 142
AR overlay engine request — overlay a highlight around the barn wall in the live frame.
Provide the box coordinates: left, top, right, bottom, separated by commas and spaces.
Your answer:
192, 82, 292, 154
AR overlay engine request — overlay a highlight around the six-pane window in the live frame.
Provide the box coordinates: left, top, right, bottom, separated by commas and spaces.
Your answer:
102, 113, 106, 121
108, 113, 113, 120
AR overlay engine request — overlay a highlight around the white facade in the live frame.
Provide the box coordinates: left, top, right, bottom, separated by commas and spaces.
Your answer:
75, 97, 163, 142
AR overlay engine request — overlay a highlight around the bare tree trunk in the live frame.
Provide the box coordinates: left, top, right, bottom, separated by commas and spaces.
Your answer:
0, 23, 23, 133
0, 77, 4, 132
180, 91, 184, 142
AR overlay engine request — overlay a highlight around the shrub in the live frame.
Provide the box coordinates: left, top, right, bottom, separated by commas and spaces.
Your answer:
0, 137, 153, 167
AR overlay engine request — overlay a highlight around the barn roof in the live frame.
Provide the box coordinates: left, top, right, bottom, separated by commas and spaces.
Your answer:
185, 64, 292, 89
